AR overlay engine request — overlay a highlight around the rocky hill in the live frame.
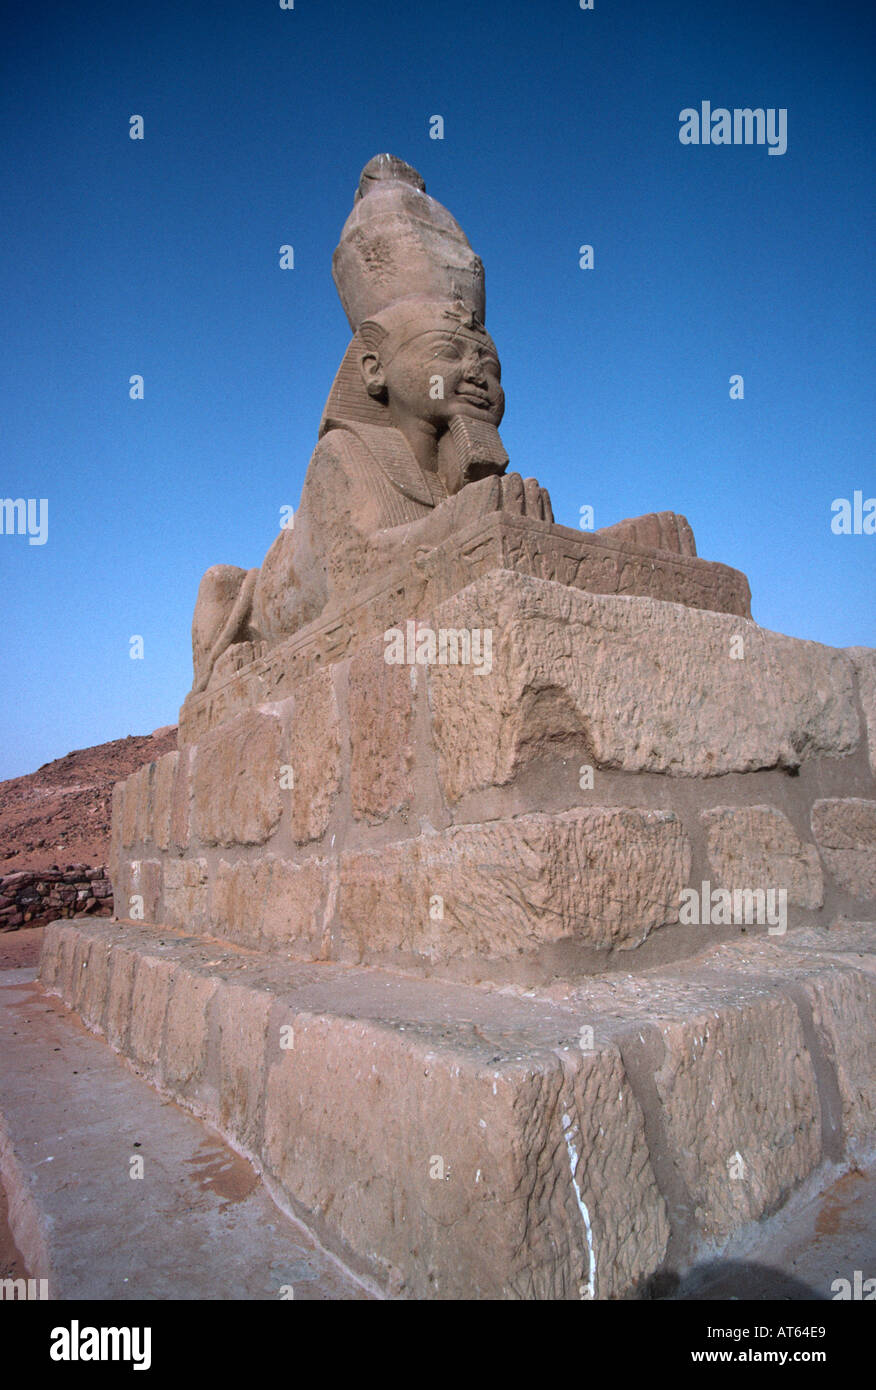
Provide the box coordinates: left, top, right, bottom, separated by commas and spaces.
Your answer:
0, 726, 178, 874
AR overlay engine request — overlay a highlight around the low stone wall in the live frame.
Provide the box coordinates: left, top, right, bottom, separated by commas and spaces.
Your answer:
108, 572, 876, 982
0, 866, 112, 932
38, 917, 876, 1298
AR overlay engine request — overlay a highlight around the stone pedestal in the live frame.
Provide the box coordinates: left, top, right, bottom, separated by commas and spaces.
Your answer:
179, 514, 751, 745
38, 565, 876, 1295
39, 917, 876, 1298
111, 569, 875, 983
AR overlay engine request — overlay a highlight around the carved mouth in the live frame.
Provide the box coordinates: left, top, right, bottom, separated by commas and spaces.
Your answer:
455, 390, 491, 407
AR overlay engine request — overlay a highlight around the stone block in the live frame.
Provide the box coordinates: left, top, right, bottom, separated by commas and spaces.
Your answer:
69, 932, 92, 1014
802, 969, 876, 1158
847, 647, 876, 777
108, 783, 125, 885
263, 1014, 668, 1299
214, 984, 273, 1153
78, 935, 111, 1032
426, 574, 860, 801
37, 917, 876, 1299
129, 955, 176, 1068
115, 858, 162, 924
701, 805, 824, 908
170, 747, 192, 849
652, 994, 821, 1242
192, 710, 283, 847
121, 764, 152, 849
162, 970, 218, 1092
349, 637, 415, 822
38, 921, 63, 988
339, 808, 691, 964
211, 856, 331, 955
210, 859, 265, 944
162, 857, 209, 927
811, 799, 876, 900
103, 946, 138, 1051
259, 856, 333, 956
288, 668, 342, 844
150, 751, 179, 851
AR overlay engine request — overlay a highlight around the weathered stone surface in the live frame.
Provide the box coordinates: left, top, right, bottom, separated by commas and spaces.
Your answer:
702, 805, 824, 908
150, 751, 179, 851
69, 932, 92, 1015
333, 153, 485, 333
594, 510, 696, 556
121, 763, 153, 849
426, 574, 860, 800
801, 968, 876, 1160
103, 945, 138, 1051
214, 984, 272, 1154
55, 925, 78, 1001
264, 1017, 668, 1299
288, 669, 342, 844
169, 747, 192, 849
349, 638, 415, 822
115, 858, 162, 924
129, 955, 176, 1069
259, 857, 334, 955
162, 857, 209, 927
811, 799, 876, 900
210, 859, 264, 945
109, 783, 125, 884
339, 808, 691, 963
78, 934, 111, 1031
210, 856, 331, 956
162, 971, 218, 1092
652, 994, 822, 1242
192, 710, 283, 847
40, 918, 876, 1299
37, 921, 62, 989
848, 647, 876, 777
119, 771, 137, 850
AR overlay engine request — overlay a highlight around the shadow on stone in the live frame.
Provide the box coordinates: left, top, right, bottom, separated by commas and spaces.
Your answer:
654, 1260, 827, 1301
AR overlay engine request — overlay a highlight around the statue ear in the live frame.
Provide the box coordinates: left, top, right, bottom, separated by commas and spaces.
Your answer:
359, 350, 386, 399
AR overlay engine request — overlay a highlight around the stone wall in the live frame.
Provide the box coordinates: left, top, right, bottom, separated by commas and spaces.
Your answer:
0, 865, 112, 931
109, 572, 876, 983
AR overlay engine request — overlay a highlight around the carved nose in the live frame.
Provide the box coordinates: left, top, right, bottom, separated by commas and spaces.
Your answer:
464, 355, 487, 385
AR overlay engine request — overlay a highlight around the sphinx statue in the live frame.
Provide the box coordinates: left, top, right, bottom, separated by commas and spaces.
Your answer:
190, 154, 697, 696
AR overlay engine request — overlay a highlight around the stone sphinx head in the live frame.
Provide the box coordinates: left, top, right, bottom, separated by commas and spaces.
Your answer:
359, 299, 505, 433
322, 298, 509, 489
321, 158, 509, 489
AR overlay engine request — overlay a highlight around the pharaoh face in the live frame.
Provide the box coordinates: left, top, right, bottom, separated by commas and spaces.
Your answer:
360, 313, 505, 432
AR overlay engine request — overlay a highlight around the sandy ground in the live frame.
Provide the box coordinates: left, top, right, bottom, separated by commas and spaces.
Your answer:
0, 926, 44, 970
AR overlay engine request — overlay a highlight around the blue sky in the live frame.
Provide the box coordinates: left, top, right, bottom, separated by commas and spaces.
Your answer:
1, 0, 874, 780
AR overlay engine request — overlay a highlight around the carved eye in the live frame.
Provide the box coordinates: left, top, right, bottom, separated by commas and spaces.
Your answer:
433, 342, 463, 362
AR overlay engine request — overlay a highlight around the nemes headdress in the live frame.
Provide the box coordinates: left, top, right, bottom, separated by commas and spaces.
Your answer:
320, 155, 488, 434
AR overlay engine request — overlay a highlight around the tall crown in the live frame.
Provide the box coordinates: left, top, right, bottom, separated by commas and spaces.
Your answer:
332, 154, 486, 331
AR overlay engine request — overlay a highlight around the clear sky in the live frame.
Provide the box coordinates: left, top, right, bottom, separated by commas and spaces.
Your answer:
2, 0, 873, 780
